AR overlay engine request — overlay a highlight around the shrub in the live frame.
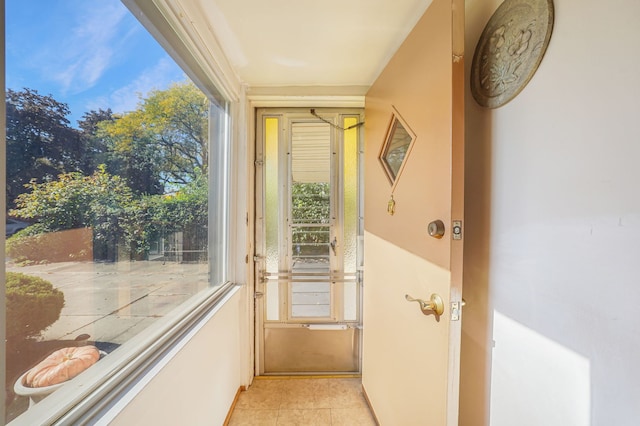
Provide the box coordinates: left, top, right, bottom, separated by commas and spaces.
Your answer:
5, 272, 65, 340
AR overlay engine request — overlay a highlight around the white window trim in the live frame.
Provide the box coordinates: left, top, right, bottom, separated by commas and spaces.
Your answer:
1, 0, 7, 422
8, 283, 238, 425
5, 0, 250, 423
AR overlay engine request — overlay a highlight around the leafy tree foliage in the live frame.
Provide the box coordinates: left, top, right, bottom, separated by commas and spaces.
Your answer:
6, 81, 210, 262
292, 182, 330, 224
143, 170, 208, 261
9, 167, 135, 260
99, 110, 165, 195
98, 81, 208, 192
146, 169, 208, 234
76, 108, 115, 172
10, 166, 132, 231
9, 167, 208, 262
6, 88, 82, 207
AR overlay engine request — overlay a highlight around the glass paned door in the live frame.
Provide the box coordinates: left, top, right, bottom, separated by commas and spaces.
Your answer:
255, 109, 363, 373
290, 122, 332, 318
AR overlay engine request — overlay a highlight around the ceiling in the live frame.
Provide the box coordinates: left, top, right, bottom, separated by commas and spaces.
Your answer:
176, 0, 433, 89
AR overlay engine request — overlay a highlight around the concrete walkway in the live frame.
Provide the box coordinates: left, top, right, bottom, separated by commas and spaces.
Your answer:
6, 260, 209, 345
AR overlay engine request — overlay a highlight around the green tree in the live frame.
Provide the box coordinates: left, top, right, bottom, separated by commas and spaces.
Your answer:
6, 82, 210, 262
8, 167, 209, 262
143, 169, 208, 261
292, 182, 330, 224
76, 108, 116, 173
98, 81, 209, 191
291, 182, 330, 251
143, 81, 209, 181
6, 88, 83, 207
9, 167, 136, 260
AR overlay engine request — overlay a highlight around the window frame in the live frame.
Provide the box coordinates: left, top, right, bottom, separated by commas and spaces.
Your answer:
4, 0, 244, 423
7, 103, 237, 426
1, 0, 7, 422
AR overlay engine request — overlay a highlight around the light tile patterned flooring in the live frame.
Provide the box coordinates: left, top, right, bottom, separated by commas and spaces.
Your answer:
227, 377, 377, 425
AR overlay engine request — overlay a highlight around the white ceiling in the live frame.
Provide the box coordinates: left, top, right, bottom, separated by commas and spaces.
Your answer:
183, 0, 433, 89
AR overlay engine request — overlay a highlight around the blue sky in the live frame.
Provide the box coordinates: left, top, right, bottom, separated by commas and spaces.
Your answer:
6, 0, 187, 127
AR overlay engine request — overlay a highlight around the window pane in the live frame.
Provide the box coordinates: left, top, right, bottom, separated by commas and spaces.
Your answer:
289, 122, 332, 319
264, 117, 280, 321
343, 116, 359, 321
4, 1, 227, 421
291, 282, 331, 318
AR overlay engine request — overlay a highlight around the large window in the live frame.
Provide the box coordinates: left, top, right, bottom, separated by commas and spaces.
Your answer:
4, 1, 231, 423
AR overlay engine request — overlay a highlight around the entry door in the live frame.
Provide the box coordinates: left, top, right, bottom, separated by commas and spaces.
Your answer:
255, 108, 363, 374
362, 0, 464, 424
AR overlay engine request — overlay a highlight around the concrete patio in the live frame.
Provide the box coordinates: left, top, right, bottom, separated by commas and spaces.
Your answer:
6, 260, 210, 345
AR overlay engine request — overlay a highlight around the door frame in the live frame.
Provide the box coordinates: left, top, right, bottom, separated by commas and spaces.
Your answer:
252, 106, 365, 376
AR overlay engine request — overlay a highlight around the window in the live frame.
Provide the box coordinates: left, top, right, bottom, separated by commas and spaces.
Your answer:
379, 111, 416, 187
4, 1, 232, 423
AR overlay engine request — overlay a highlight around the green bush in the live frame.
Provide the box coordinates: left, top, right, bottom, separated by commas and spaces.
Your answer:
5, 272, 65, 340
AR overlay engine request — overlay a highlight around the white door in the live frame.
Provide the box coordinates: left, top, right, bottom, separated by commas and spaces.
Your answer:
362, 0, 464, 424
255, 108, 364, 374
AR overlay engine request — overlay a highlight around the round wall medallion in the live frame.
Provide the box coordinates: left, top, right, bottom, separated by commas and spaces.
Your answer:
471, 0, 554, 108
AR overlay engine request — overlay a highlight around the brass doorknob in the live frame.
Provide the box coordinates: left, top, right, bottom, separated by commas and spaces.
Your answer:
427, 220, 445, 239
405, 293, 444, 316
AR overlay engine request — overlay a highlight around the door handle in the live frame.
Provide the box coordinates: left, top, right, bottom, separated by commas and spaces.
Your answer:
405, 293, 444, 316
330, 237, 338, 255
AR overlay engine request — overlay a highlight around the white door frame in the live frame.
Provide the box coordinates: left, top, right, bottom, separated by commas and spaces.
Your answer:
252, 106, 365, 375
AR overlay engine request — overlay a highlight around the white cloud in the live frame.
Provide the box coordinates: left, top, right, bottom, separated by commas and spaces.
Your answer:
48, 2, 130, 94
84, 57, 186, 114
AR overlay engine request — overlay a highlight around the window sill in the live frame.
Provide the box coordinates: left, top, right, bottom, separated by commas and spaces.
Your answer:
8, 282, 240, 426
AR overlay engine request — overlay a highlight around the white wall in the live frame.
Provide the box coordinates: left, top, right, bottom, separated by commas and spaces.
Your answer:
461, 1, 640, 425
108, 286, 247, 426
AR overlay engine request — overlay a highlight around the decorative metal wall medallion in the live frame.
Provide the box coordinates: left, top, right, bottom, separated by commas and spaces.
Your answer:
471, 0, 554, 108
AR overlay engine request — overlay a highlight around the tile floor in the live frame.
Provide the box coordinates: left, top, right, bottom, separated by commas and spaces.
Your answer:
227, 377, 377, 425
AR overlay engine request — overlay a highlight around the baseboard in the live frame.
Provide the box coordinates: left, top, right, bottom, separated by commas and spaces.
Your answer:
223, 385, 246, 426
254, 374, 362, 380
362, 384, 381, 426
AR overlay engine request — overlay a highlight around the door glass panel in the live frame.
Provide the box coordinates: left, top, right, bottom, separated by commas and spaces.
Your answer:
380, 115, 415, 184
290, 122, 331, 318
291, 282, 331, 317
264, 117, 280, 321
343, 117, 359, 321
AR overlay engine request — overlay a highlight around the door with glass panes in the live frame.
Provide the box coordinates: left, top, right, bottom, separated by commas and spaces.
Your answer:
255, 108, 363, 374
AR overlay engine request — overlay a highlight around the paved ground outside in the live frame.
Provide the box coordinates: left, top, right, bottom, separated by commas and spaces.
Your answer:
6, 260, 210, 345
5, 259, 210, 422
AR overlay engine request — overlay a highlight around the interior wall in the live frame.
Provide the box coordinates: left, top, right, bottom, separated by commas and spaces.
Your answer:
460, 1, 640, 425
109, 287, 247, 426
